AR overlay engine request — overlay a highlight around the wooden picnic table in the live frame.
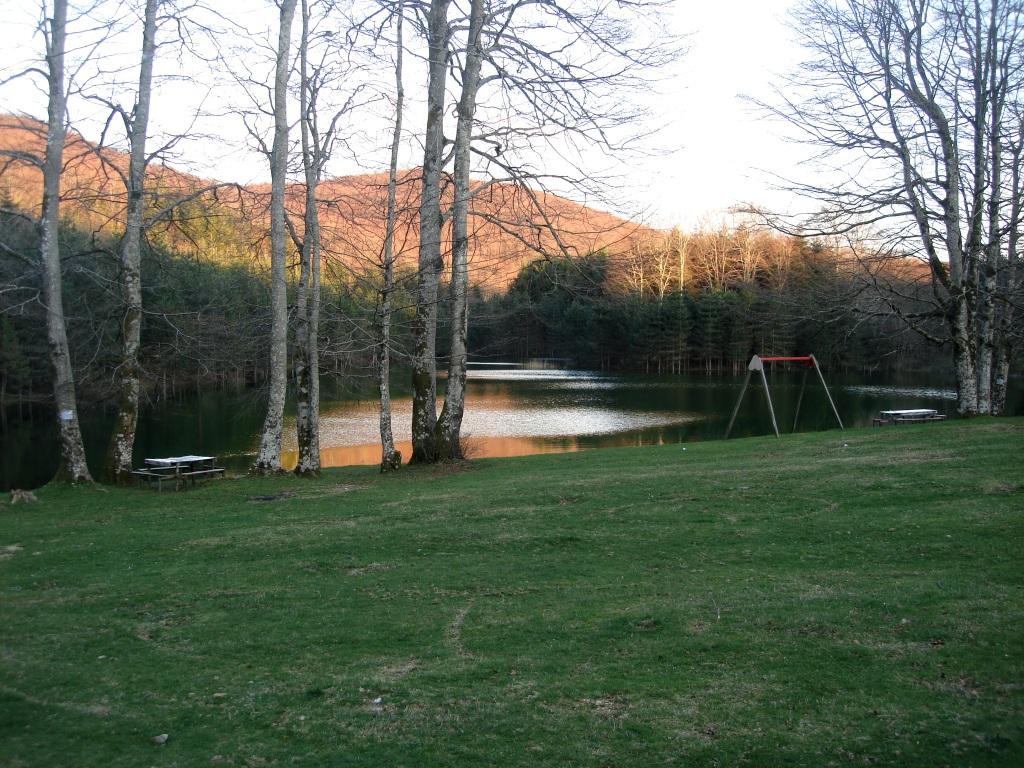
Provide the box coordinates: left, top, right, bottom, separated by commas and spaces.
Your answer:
133, 455, 224, 490
873, 409, 947, 426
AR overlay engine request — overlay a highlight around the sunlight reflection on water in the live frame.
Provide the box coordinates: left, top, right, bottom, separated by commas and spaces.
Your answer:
466, 406, 689, 438
289, 401, 695, 449
280, 401, 696, 469
541, 380, 621, 390
276, 367, 972, 470
281, 367, 699, 465
843, 384, 957, 400
466, 368, 605, 382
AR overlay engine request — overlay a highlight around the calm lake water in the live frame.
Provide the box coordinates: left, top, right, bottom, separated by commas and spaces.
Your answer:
2, 368, 1019, 489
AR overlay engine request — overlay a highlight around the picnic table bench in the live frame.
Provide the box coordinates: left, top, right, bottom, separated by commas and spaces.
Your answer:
872, 409, 947, 426
133, 455, 225, 491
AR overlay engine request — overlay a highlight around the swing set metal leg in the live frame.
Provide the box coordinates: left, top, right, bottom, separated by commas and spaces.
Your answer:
759, 365, 780, 438
811, 354, 844, 430
792, 369, 808, 433
725, 369, 752, 439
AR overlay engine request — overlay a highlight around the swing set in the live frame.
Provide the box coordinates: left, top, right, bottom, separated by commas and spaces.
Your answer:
724, 354, 844, 439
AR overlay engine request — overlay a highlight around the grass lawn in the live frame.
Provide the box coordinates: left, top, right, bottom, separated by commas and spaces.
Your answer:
1, 419, 1022, 767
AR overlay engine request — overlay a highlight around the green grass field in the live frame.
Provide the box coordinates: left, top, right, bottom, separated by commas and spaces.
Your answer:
2, 420, 1022, 767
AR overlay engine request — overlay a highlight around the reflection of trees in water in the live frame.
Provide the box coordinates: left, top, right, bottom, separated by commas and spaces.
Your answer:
4, 373, 1015, 490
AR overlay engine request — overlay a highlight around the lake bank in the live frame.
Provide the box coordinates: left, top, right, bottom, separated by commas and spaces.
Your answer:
7, 368, 1017, 490
2, 419, 1022, 766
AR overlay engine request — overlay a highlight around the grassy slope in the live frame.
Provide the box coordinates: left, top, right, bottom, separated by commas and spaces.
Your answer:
1, 420, 1022, 767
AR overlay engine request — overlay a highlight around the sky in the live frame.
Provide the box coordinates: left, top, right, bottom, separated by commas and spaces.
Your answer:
650, 0, 806, 227
0, 0, 809, 231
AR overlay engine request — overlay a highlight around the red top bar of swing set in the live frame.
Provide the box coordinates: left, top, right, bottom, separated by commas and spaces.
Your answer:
758, 356, 814, 364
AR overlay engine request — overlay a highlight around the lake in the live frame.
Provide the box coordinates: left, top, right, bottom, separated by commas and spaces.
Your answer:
2, 367, 1018, 489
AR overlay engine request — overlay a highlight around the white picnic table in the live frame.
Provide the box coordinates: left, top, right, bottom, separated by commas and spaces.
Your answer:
135, 455, 222, 490
144, 455, 216, 469
873, 408, 946, 426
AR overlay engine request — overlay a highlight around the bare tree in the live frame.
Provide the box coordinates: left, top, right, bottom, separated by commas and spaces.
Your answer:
408, 0, 677, 463
293, 0, 321, 477
993, 112, 1022, 412
650, 233, 677, 301
377, 0, 405, 472
253, 0, 298, 474
767, 0, 1023, 415
104, 0, 158, 484
434, 0, 485, 461
39, 0, 93, 483
620, 242, 648, 296
409, 0, 451, 464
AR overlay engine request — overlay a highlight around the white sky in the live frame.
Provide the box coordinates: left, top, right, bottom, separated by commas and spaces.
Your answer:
643, 0, 806, 227
0, 0, 809, 231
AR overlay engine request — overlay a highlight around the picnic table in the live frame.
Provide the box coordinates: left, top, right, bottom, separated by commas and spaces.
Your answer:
873, 409, 947, 426
132, 455, 224, 491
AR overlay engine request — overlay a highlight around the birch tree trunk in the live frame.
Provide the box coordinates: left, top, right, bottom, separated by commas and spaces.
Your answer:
41, 0, 92, 484
308, 190, 321, 469
951, 298, 979, 415
253, 0, 297, 474
378, 0, 404, 472
409, 0, 450, 464
294, 0, 320, 477
934, 114, 979, 417
971, 3, 996, 415
105, 0, 158, 484
435, 0, 485, 461
992, 134, 1021, 416
309, 185, 321, 467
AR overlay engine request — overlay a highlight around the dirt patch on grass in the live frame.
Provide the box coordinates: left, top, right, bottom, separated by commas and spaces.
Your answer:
184, 520, 352, 549
429, 460, 480, 477
311, 517, 358, 528
1, 543, 23, 560
980, 481, 1018, 495
447, 604, 473, 659
634, 617, 660, 631
580, 695, 630, 721
295, 484, 364, 500
0, 684, 113, 718
786, 451, 959, 474
247, 491, 297, 503
376, 658, 420, 682
243, 483, 364, 504
347, 562, 392, 576
923, 674, 984, 698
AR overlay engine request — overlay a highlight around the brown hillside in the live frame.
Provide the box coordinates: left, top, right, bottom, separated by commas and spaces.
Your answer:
0, 114, 214, 230
0, 114, 652, 289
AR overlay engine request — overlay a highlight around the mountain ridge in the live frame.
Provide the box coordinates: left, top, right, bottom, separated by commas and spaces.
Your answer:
0, 114, 653, 288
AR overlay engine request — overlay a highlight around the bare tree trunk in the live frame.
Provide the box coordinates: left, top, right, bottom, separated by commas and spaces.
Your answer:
992, 329, 1012, 415
378, 0, 404, 472
309, 195, 321, 464
294, 0, 320, 477
253, 0, 297, 475
951, 297, 979, 415
992, 133, 1021, 416
105, 0, 157, 484
409, 0, 450, 464
293, 218, 315, 474
435, 0, 485, 461
973, 3, 1001, 415
40, 0, 91, 484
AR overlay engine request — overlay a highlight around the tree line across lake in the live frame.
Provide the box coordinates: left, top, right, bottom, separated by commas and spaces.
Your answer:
0, 207, 944, 435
